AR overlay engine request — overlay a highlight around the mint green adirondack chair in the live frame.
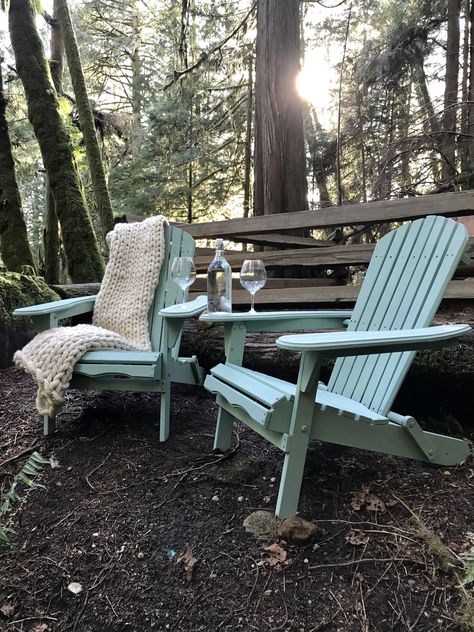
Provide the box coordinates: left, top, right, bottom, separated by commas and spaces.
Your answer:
202, 216, 472, 518
13, 225, 207, 441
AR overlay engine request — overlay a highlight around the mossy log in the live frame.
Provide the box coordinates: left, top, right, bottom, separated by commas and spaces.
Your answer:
0, 273, 59, 368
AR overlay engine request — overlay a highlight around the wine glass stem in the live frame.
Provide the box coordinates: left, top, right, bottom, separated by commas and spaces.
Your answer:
250, 291, 255, 313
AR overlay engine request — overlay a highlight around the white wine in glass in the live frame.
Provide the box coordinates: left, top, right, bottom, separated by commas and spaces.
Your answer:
171, 257, 196, 307
239, 259, 267, 313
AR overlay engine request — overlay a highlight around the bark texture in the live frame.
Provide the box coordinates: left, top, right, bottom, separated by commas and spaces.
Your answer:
57, 0, 114, 237
442, 0, 461, 183
9, 0, 104, 283
44, 0, 63, 284
253, 0, 307, 216
0, 61, 35, 272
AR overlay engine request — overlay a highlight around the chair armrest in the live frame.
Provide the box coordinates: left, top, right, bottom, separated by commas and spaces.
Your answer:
276, 324, 471, 356
199, 310, 353, 332
13, 295, 97, 319
13, 295, 97, 332
159, 295, 207, 319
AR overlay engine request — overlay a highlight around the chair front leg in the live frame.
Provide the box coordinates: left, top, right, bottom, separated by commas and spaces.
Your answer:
44, 415, 56, 435
275, 351, 323, 519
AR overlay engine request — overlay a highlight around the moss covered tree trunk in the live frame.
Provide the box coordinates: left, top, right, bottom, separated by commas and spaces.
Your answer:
9, 0, 104, 283
44, 0, 63, 284
0, 59, 35, 273
56, 0, 114, 237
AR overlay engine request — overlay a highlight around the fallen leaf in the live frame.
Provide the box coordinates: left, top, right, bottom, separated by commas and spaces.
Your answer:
176, 545, 197, 582
365, 494, 386, 513
31, 624, 49, 632
265, 543, 288, 567
0, 604, 14, 617
49, 456, 60, 469
346, 529, 369, 546
351, 492, 366, 511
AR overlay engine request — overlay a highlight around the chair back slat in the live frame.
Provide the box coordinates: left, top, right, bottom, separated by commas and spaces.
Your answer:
328, 216, 468, 415
149, 225, 196, 352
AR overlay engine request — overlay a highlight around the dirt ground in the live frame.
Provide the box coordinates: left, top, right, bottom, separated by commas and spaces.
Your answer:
1, 367, 473, 632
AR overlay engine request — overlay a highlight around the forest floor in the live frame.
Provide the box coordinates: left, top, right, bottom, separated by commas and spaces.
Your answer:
0, 367, 474, 632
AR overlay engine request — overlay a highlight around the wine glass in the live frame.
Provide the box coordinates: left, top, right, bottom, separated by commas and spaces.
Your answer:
239, 259, 267, 314
171, 257, 196, 307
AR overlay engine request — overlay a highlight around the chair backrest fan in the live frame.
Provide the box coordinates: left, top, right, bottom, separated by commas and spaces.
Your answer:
328, 216, 468, 415
148, 225, 195, 353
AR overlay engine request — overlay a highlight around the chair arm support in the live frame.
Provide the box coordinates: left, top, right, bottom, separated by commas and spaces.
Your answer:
276, 324, 471, 356
159, 295, 207, 319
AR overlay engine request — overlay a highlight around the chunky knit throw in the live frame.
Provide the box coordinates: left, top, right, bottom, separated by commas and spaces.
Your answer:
14, 215, 168, 417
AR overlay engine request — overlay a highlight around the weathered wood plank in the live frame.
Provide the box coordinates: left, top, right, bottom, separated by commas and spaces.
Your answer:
193, 238, 474, 272
189, 278, 474, 305
179, 191, 474, 237
192, 277, 340, 292
233, 233, 335, 248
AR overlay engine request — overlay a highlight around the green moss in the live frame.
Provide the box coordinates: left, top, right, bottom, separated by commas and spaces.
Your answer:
0, 272, 59, 330
414, 518, 457, 574
210, 455, 266, 485
456, 594, 474, 631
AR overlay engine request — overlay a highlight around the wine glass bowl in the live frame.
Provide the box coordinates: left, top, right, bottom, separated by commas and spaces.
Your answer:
171, 257, 196, 306
239, 259, 267, 313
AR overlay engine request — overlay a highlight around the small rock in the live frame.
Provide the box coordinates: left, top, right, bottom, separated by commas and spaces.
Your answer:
67, 582, 83, 595
263, 496, 271, 504
278, 517, 321, 544
243, 510, 279, 539
237, 496, 244, 502
211, 495, 219, 502
137, 551, 144, 559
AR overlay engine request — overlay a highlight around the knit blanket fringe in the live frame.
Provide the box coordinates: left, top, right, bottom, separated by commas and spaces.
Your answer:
14, 216, 167, 417
14, 325, 141, 417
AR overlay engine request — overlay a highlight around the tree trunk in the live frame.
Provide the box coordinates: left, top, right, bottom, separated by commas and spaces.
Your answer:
414, 57, 441, 183
0, 60, 36, 273
44, 0, 63, 284
336, 2, 352, 206
243, 54, 253, 219
130, 0, 143, 155
253, 0, 307, 216
467, 0, 474, 185
442, 0, 461, 184
57, 0, 114, 238
9, 0, 104, 283
460, 0, 470, 178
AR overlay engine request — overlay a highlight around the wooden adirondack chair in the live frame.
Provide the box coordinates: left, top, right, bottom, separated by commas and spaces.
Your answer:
13, 225, 207, 441
202, 216, 472, 518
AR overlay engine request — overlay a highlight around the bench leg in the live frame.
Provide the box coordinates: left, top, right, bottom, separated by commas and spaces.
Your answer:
44, 415, 56, 436
159, 380, 171, 442
213, 407, 234, 452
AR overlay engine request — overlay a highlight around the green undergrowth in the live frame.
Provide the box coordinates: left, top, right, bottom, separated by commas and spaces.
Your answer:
0, 452, 49, 549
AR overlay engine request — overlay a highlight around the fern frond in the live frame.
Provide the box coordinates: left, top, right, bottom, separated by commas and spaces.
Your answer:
0, 451, 49, 548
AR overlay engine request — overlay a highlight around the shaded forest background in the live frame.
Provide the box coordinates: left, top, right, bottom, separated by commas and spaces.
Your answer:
0, 0, 472, 283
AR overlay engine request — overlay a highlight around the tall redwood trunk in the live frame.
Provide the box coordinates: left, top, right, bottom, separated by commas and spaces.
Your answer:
253, 0, 307, 216
442, 0, 461, 184
0, 60, 35, 272
9, 0, 104, 282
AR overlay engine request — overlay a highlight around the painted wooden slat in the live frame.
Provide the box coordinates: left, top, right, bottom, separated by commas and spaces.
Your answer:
210, 363, 291, 408
77, 350, 160, 364
343, 217, 434, 403
326, 217, 468, 415
179, 191, 474, 237
73, 363, 157, 379
370, 218, 469, 413
206, 375, 271, 426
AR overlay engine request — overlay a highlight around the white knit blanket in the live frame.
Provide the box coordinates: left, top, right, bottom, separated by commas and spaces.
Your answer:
14, 216, 168, 417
